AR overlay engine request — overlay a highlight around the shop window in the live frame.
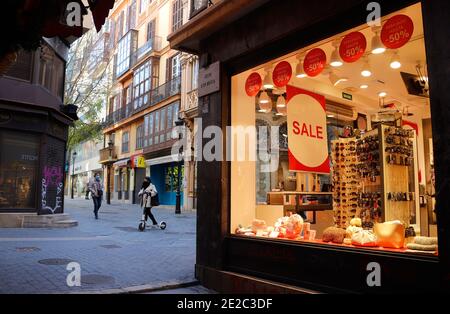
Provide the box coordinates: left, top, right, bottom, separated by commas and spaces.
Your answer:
230, 3, 437, 255
165, 165, 184, 192
122, 131, 130, 153
0, 131, 39, 210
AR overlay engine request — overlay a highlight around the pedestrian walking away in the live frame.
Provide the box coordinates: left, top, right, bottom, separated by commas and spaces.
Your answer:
90, 173, 103, 219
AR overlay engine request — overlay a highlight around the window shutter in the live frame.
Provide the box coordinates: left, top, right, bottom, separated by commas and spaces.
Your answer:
166, 56, 172, 82
4, 50, 33, 81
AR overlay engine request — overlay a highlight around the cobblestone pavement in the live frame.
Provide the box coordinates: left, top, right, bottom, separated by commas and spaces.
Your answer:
0, 198, 196, 294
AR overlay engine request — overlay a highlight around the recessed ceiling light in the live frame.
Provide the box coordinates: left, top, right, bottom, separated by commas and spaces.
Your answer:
378, 91, 387, 98
360, 84, 369, 89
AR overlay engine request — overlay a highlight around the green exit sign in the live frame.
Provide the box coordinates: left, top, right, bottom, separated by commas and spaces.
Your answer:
342, 92, 353, 101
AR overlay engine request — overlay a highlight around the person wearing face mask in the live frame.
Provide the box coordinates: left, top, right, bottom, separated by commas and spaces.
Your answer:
89, 173, 104, 219
138, 177, 158, 226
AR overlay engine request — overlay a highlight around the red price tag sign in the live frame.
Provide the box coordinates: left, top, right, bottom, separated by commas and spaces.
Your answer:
339, 32, 367, 63
303, 48, 326, 77
245, 72, 262, 97
272, 61, 292, 88
381, 14, 414, 49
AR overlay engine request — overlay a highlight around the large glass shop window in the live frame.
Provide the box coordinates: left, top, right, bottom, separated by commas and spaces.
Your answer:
0, 130, 39, 210
230, 3, 438, 256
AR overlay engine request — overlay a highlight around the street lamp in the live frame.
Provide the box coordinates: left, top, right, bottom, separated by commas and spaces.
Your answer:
106, 140, 114, 205
174, 118, 185, 215
71, 151, 77, 199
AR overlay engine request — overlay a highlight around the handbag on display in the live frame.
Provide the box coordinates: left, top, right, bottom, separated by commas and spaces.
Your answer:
374, 221, 406, 249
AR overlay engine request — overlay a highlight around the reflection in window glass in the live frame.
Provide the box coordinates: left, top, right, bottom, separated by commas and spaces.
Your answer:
0, 131, 39, 209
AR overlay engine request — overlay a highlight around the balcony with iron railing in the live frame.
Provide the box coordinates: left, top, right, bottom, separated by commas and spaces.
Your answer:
99, 145, 118, 164
133, 36, 162, 64
103, 76, 181, 127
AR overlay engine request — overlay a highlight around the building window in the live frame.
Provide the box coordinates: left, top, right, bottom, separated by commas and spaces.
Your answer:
147, 19, 155, 42
133, 60, 151, 110
116, 32, 131, 77
0, 130, 39, 210
117, 11, 124, 40
126, 0, 136, 32
122, 131, 130, 153
191, 58, 199, 90
143, 101, 179, 148
172, 0, 184, 33
136, 124, 144, 149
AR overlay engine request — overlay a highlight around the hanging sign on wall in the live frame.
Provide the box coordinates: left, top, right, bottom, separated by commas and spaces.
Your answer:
339, 31, 367, 63
381, 14, 414, 49
303, 48, 327, 77
272, 61, 292, 87
286, 85, 330, 174
245, 72, 262, 97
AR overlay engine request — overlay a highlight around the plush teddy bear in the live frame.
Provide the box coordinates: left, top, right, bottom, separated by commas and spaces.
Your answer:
322, 227, 347, 244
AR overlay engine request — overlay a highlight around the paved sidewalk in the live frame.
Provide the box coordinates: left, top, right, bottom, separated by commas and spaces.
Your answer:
0, 198, 196, 294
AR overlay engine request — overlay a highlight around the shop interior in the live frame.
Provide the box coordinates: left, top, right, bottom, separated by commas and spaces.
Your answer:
231, 3, 437, 255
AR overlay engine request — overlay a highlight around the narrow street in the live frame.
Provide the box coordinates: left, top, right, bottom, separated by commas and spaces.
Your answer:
0, 199, 199, 294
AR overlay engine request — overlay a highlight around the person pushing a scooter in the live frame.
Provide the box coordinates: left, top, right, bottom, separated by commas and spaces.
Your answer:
138, 177, 158, 226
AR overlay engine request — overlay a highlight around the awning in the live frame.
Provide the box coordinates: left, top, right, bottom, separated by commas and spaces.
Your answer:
145, 154, 181, 167
113, 158, 130, 168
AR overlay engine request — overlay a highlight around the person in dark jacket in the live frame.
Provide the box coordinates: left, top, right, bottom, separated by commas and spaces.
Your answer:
89, 173, 103, 219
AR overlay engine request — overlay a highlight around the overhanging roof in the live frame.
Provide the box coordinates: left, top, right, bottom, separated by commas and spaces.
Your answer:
167, 0, 270, 54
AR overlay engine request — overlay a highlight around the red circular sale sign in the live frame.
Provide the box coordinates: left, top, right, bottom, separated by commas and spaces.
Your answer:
303, 48, 327, 77
272, 61, 292, 87
339, 32, 367, 63
245, 72, 262, 97
381, 14, 414, 49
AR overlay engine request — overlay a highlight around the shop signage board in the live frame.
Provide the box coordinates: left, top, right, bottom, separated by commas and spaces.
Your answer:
245, 72, 262, 96
198, 61, 220, 97
131, 155, 146, 168
381, 14, 414, 49
286, 85, 330, 174
339, 31, 367, 63
272, 61, 292, 87
303, 48, 327, 77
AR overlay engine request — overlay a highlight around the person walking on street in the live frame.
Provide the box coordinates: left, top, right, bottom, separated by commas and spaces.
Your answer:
138, 177, 158, 225
90, 173, 103, 219
85, 178, 92, 200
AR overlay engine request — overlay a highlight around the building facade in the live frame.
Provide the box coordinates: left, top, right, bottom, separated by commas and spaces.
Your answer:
0, 38, 72, 215
169, 0, 450, 293
99, 0, 198, 208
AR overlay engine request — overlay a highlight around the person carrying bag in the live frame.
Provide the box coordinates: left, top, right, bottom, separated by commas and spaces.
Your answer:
138, 177, 159, 225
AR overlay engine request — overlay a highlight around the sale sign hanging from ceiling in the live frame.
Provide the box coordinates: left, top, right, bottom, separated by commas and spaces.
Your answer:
272, 61, 292, 87
381, 14, 414, 49
303, 48, 327, 77
339, 31, 367, 63
287, 85, 330, 174
245, 72, 262, 97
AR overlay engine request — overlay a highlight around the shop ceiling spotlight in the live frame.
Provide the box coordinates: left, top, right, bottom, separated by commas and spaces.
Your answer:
295, 54, 307, 78
276, 95, 286, 107
360, 84, 369, 89
361, 57, 372, 77
262, 67, 274, 90
258, 91, 272, 112
378, 91, 388, 98
330, 40, 343, 67
371, 26, 386, 55
329, 72, 348, 86
390, 50, 402, 69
